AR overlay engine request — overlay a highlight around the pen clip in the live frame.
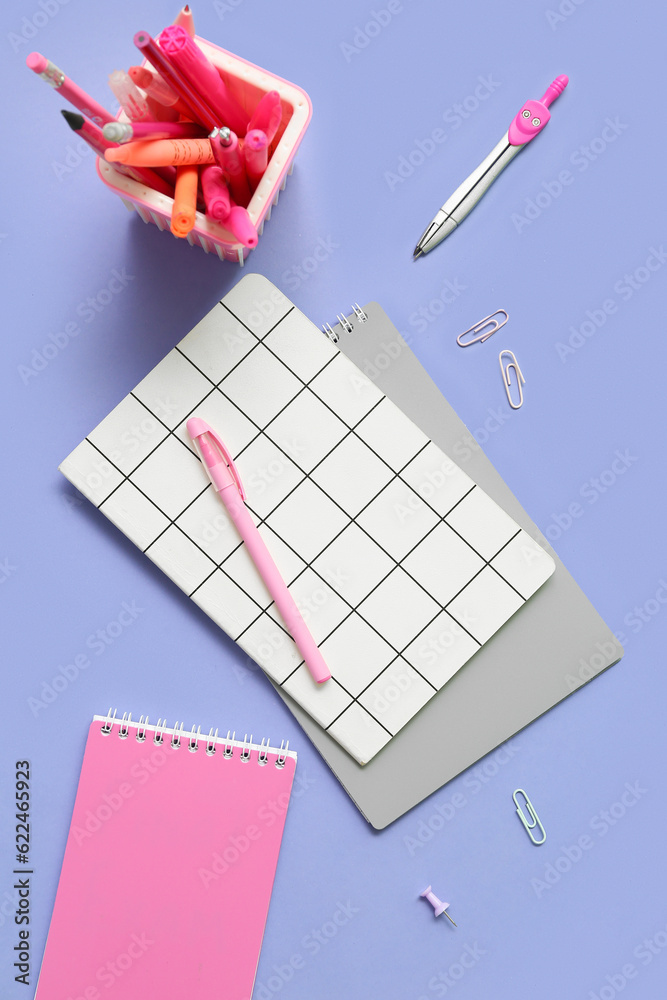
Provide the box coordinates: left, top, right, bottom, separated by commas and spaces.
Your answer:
188, 418, 246, 499
204, 425, 246, 500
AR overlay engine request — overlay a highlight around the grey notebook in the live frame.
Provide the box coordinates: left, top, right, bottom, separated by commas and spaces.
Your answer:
271, 300, 623, 828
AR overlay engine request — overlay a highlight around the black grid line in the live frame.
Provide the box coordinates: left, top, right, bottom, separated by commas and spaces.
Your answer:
67, 294, 554, 762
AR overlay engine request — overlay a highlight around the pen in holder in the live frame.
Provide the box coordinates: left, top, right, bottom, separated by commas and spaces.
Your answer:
96, 35, 312, 265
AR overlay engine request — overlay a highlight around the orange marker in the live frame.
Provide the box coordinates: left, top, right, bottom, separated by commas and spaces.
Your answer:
171, 164, 199, 237
105, 138, 214, 166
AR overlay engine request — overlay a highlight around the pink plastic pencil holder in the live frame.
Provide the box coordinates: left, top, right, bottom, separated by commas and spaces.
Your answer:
96, 37, 312, 264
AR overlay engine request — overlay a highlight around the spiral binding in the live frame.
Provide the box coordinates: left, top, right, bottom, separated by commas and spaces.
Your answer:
322, 302, 368, 343
98, 709, 291, 767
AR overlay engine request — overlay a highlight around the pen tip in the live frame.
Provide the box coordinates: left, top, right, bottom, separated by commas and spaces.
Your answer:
61, 109, 84, 131
413, 247, 424, 259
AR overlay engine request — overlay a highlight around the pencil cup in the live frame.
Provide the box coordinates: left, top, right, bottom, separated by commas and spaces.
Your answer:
96, 37, 312, 264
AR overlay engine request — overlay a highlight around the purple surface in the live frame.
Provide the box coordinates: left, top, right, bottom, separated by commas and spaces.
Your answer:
1, 2, 666, 998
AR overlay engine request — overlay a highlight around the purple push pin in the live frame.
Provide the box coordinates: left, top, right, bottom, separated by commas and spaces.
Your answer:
420, 886, 456, 926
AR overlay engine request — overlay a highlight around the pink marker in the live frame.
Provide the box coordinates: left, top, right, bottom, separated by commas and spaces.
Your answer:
243, 129, 269, 189
225, 204, 258, 248
200, 164, 231, 221
210, 127, 250, 206
26, 52, 114, 126
134, 30, 218, 131
247, 90, 282, 144
60, 110, 176, 197
188, 418, 330, 684
159, 25, 249, 136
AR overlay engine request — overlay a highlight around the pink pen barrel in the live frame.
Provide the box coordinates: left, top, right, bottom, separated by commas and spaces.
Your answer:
134, 30, 218, 131
247, 90, 282, 144
210, 129, 251, 206
222, 489, 330, 683
159, 26, 249, 135
26, 51, 115, 125
243, 129, 268, 189
200, 164, 231, 221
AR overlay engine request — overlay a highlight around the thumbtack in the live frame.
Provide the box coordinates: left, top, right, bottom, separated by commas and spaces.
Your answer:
420, 886, 456, 926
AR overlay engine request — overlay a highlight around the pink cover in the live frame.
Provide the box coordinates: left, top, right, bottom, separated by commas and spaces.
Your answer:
34, 716, 296, 1000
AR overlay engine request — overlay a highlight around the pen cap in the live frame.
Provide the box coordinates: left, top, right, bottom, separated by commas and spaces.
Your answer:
108, 70, 150, 122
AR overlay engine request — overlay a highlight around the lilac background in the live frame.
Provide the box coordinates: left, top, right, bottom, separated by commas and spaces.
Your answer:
1, 1, 666, 997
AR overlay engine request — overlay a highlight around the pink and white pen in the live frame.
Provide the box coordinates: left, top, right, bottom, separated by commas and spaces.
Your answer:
188, 418, 331, 684
414, 75, 569, 256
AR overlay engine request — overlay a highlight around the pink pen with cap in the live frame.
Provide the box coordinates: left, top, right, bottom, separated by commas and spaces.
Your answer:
26, 51, 115, 125
188, 418, 331, 684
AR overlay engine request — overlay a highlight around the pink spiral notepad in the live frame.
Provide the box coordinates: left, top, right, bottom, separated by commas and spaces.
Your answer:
35, 712, 296, 1000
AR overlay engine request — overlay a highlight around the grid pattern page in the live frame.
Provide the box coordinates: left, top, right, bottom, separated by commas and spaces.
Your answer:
59, 275, 555, 765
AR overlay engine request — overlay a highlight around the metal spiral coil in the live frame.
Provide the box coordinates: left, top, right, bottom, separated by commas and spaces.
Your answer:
322, 303, 368, 343
98, 710, 291, 767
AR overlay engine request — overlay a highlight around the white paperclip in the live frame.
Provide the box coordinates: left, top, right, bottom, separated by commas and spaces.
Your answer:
456, 309, 508, 347
513, 789, 546, 845
499, 350, 525, 409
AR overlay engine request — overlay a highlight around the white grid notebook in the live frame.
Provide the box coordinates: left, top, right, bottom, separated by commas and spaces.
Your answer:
60, 275, 555, 765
